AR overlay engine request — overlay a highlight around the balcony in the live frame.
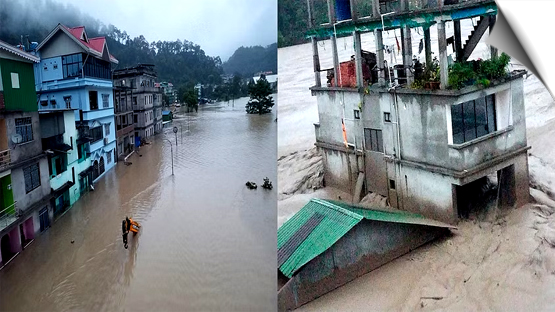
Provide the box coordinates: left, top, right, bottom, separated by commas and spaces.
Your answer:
38, 99, 72, 111
77, 125, 92, 144
116, 124, 134, 138
0, 149, 10, 171
50, 170, 73, 191
83, 109, 113, 121
0, 202, 17, 233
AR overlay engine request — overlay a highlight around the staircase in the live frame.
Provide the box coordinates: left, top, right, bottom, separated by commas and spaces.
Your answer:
461, 16, 492, 61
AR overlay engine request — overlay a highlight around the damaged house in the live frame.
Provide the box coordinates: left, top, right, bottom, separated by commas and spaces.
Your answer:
309, 0, 529, 224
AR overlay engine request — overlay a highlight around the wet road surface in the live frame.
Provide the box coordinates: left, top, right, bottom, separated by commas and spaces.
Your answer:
0, 97, 277, 311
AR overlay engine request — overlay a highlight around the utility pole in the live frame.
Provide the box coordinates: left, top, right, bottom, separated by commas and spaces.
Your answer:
164, 139, 174, 175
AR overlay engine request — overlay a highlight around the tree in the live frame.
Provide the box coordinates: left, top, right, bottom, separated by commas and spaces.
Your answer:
183, 89, 198, 112
245, 75, 274, 114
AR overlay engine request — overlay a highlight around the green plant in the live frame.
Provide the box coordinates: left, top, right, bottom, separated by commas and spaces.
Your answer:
479, 52, 510, 80
475, 78, 491, 88
448, 61, 476, 89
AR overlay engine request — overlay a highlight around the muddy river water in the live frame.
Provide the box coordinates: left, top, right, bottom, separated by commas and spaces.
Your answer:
0, 98, 277, 311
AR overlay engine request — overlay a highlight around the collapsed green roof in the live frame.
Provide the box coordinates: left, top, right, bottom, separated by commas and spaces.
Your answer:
277, 198, 454, 278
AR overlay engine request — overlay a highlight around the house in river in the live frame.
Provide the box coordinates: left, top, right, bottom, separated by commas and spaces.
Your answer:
308, 0, 529, 224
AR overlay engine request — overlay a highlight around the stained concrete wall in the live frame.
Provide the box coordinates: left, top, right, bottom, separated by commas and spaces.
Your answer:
5, 112, 43, 164
384, 78, 527, 172
278, 219, 447, 311
319, 148, 359, 194
11, 157, 50, 213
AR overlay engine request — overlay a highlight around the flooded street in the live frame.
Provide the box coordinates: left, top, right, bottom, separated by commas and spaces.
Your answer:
0, 97, 277, 311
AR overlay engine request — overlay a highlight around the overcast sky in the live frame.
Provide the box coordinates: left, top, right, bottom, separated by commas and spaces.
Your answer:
54, 0, 277, 61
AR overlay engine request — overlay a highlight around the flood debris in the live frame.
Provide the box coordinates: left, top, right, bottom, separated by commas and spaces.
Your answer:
246, 181, 257, 189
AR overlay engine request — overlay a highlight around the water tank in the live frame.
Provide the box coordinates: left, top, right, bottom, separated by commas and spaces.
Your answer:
335, 0, 351, 21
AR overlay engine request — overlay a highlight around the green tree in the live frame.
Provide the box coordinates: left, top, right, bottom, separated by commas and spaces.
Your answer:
183, 89, 198, 112
245, 75, 274, 114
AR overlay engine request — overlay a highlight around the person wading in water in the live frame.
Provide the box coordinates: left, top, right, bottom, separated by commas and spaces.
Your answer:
122, 217, 130, 249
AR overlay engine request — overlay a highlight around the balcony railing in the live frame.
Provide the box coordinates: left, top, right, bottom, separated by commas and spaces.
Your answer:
0, 149, 11, 170
0, 202, 17, 233
116, 124, 135, 138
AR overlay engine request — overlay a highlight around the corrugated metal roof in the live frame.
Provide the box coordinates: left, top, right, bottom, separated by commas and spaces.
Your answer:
277, 199, 363, 278
277, 198, 455, 278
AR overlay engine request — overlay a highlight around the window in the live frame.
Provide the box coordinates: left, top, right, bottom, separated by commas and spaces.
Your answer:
133, 97, 137, 106
134, 114, 138, 123
90, 126, 103, 143
40, 100, 48, 107
11, 72, 20, 88
63, 96, 72, 109
451, 95, 496, 144
50, 99, 57, 107
364, 128, 383, 153
83, 56, 110, 80
384, 112, 391, 122
89, 91, 98, 110
61, 53, 83, 79
389, 179, 396, 190
77, 143, 85, 161
104, 123, 110, 136
51, 155, 67, 177
354, 110, 360, 119
23, 162, 41, 193
106, 150, 111, 164
15, 117, 33, 143
102, 94, 109, 108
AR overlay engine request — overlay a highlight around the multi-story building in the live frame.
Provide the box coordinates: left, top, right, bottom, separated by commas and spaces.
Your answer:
33, 24, 118, 183
159, 81, 177, 104
307, 0, 528, 224
113, 84, 135, 160
113, 64, 161, 142
0, 40, 52, 267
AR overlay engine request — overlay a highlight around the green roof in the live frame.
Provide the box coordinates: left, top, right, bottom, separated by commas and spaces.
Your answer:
277, 199, 454, 278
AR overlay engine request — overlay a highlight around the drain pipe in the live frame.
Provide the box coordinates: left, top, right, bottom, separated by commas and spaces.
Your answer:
387, 85, 403, 209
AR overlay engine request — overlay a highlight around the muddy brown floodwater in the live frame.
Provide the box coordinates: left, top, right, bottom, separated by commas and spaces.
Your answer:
0, 97, 277, 311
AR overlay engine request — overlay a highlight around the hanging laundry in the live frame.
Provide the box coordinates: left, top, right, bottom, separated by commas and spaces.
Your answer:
418, 39, 424, 55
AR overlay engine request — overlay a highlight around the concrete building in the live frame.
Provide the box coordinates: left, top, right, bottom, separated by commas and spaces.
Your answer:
113, 84, 135, 160
307, 0, 528, 224
159, 81, 177, 105
33, 24, 118, 183
113, 64, 161, 143
0, 40, 52, 267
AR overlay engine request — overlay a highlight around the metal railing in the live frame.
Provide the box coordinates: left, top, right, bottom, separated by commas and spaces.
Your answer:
0, 149, 11, 170
0, 202, 17, 232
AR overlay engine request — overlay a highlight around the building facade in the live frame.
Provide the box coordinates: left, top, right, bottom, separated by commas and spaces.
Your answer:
113, 64, 161, 142
33, 24, 118, 183
113, 85, 135, 160
308, 0, 528, 224
0, 40, 52, 267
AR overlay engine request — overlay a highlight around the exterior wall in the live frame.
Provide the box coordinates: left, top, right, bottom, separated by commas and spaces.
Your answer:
313, 76, 529, 223
387, 78, 526, 172
0, 58, 37, 112
4, 112, 43, 164
38, 31, 83, 60
35, 56, 63, 83
10, 157, 50, 214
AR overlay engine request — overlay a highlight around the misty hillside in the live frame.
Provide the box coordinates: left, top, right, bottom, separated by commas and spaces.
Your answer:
0, 0, 275, 95
222, 44, 278, 77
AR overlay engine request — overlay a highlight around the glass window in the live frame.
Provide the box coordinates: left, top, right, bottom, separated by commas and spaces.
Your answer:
15, 117, 33, 143
23, 162, 41, 193
451, 95, 497, 144
364, 128, 383, 153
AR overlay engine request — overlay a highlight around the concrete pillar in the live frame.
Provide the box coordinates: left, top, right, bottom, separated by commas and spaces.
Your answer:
402, 26, 414, 85
350, 0, 358, 21
353, 31, 364, 88
454, 20, 462, 61
424, 26, 432, 66
328, 0, 340, 87
489, 15, 498, 58
375, 29, 386, 86
307, 0, 321, 87
437, 21, 448, 89
372, 0, 380, 17
311, 38, 321, 87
